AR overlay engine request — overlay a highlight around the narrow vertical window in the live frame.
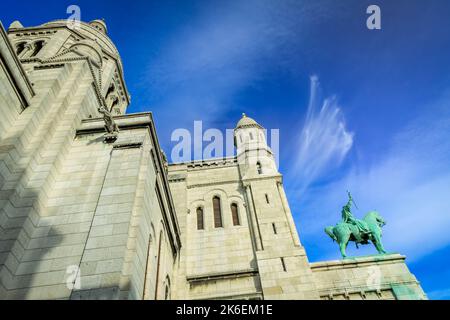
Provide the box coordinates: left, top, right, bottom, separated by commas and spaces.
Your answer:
272, 223, 277, 234
239, 135, 243, 143
231, 203, 240, 226
164, 284, 170, 300
265, 194, 270, 204
196, 207, 204, 230
164, 276, 171, 300
281, 257, 287, 272
213, 196, 223, 228
249, 132, 254, 140
16, 42, 26, 56
257, 162, 262, 174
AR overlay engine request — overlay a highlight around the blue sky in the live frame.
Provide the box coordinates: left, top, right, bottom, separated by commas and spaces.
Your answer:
2, 0, 450, 299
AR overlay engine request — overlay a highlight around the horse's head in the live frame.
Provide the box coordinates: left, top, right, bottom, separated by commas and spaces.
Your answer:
365, 211, 386, 227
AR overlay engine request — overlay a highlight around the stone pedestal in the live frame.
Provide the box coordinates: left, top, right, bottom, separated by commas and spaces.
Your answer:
310, 254, 427, 300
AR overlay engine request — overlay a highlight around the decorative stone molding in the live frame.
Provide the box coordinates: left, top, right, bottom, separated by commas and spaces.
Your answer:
187, 269, 259, 284
187, 179, 241, 189
8, 21, 130, 107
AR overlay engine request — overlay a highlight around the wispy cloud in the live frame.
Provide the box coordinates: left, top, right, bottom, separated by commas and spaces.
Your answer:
289, 75, 353, 193
295, 89, 450, 262
141, 1, 335, 131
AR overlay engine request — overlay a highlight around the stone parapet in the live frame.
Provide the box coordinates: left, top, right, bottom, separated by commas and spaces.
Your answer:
310, 254, 427, 300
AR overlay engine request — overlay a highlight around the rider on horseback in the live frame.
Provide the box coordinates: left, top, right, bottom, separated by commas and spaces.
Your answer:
341, 192, 370, 243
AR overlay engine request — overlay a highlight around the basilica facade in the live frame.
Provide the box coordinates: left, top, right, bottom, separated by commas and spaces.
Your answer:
0, 19, 426, 300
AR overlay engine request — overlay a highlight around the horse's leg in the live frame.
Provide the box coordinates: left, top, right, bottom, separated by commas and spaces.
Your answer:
338, 230, 351, 259
339, 241, 347, 258
377, 237, 387, 254
372, 233, 386, 254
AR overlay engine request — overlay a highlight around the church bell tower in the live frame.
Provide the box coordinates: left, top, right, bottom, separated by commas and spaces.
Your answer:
234, 113, 319, 299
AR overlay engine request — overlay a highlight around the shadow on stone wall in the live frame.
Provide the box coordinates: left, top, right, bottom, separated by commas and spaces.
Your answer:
0, 185, 65, 299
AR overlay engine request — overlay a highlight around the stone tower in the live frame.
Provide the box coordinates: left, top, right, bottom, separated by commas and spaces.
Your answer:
234, 114, 319, 299
168, 114, 319, 299
0, 19, 180, 299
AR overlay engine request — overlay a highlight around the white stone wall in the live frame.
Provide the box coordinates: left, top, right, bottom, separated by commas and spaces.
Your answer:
168, 156, 320, 300
1, 19, 428, 300
311, 254, 427, 300
169, 161, 261, 299
0, 21, 180, 299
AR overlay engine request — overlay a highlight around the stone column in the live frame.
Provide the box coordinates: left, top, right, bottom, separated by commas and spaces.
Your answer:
244, 184, 263, 251
276, 181, 301, 247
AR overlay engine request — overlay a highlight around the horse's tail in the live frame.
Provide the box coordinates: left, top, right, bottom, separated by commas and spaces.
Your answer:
325, 226, 337, 242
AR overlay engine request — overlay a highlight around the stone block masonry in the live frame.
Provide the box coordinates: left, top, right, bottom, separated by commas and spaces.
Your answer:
0, 19, 427, 300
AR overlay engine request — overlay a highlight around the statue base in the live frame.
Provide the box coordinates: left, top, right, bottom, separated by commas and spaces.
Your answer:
310, 253, 427, 300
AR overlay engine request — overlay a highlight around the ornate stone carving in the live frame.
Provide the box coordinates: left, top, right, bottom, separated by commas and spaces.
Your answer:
98, 105, 119, 142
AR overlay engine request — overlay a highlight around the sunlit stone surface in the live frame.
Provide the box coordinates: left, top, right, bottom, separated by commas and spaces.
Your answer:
0, 19, 426, 300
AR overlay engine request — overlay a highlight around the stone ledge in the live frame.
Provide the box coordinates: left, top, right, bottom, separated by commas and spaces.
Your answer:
76, 112, 153, 135
187, 268, 258, 284
167, 173, 186, 182
192, 291, 263, 300
310, 253, 406, 271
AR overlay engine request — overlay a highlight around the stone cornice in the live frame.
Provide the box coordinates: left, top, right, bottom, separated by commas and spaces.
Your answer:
186, 179, 242, 189
170, 156, 238, 168
242, 174, 283, 186
310, 253, 406, 271
187, 268, 259, 283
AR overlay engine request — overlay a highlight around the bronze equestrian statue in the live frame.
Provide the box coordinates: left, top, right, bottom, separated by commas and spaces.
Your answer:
325, 192, 387, 258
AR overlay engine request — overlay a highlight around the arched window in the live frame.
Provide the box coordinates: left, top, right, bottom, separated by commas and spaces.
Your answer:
231, 203, 240, 226
30, 40, 45, 57
154, 230, 163, 299
256, 162, 262, 174
213, 196, 223, 228
164, 284, 170, 300
16, 42, 26, 56
196, 207, 204, 230
142, 234, 153, 299
164, 276, 171, 300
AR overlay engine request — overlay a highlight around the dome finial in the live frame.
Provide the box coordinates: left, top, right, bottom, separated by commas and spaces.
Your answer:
235, 113, 262, 130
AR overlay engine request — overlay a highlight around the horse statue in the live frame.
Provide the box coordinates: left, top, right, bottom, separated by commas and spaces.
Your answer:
325, 192, 388, 258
